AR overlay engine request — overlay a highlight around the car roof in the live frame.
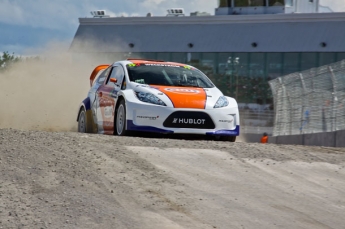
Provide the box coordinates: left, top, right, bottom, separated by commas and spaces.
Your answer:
113, 58, 190, 67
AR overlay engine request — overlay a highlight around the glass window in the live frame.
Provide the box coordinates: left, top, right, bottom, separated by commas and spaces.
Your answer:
285, 0, 293, 6
107, 66, 125, 87
232, 53, 249, 102
137, 52, 157, 60
187, 53, 201, 65
250, 0, 266, 6
234, 0, 249, 7
171, 53, 186, 63
200, 53, 216, 75
301, 53, 317, 71
218, 0, 230, 7
249, 53, 265, 78
214, 53, 233, 96
319, 53, 336, 66
94, 67, 111, 85
217, 53, 235, 74
126, 64, 215, 88
269, 0, 284, 6
157, 53, 170, 61
283, 53, 300, 75
267, 53, 283, 80
336, 53, 345, 62
235, 0, 266, 7
249, 53, 267, 104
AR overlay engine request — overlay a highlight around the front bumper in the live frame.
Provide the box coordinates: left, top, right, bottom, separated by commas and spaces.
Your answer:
126, 101, 240, 136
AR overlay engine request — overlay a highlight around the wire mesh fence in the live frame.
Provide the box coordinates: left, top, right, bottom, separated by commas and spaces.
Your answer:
269, 59, 345, 136
239, 108, 274, 134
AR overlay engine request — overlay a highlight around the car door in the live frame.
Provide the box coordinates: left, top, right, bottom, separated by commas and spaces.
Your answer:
90, 67, 112, 129
95, 65, 125, 134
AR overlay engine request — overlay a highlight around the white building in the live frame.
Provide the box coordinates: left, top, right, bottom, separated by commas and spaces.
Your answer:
215, 0, 333, 15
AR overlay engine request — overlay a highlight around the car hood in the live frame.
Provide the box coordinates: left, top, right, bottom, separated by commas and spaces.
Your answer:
152, 85, 207, 109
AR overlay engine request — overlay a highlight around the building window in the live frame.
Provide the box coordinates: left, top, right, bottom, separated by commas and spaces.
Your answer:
235, 0, 266, 7
267, 53, 283, 79
171, 53, 186, 63
157, 53, 170, 61
300, 53, 317, 71
309, 0, 313, 2
269, 0, 284, 6
283, 53, 300, 75
218, 0, 230, 7
234, 0, 249, 7
336, 53, 345, 62
319, 53, 335, 66
250, 0, 266, 6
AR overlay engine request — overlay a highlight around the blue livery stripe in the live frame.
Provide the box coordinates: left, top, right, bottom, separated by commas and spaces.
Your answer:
206, 125, 240, 136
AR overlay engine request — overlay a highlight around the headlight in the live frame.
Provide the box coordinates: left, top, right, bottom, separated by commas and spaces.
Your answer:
135, 91, 166, 106
214, 96, 229, 108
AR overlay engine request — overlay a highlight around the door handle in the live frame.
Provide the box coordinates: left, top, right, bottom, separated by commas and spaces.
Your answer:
97, 92, 103, 97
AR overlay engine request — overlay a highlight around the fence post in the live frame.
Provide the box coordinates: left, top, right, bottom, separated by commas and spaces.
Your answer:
277, 77, 286, 136
328, 66, 337, 132
299, 73, 307, 134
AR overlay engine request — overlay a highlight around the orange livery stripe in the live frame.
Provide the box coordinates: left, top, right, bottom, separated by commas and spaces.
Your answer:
153, 86, 206, 109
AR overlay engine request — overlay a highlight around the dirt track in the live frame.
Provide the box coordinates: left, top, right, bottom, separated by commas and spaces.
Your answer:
0, 128, 344, 229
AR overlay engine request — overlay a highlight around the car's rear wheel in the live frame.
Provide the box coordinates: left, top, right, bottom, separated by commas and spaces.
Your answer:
78, 108, 87, 133
115, 100, 128, 136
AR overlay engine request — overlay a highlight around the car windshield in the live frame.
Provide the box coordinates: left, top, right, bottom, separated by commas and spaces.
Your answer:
126, 63, 215, 88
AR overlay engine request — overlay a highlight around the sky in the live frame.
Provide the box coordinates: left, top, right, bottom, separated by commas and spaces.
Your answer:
0, 0, 344, 55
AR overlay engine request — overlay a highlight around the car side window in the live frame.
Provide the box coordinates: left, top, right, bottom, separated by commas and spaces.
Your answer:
106, 66, 125, 88
95, 67, 111, 85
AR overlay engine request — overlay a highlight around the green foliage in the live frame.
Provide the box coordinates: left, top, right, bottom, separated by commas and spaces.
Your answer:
0, 51, 21, 70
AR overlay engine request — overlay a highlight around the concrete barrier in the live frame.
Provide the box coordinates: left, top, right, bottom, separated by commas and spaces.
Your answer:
276, 134, 303, 145
304, 132, 336, 147
241, 133, 262, 143
268, 136, 276, 144
243, 130, 344, 147
335, 130, 345, 147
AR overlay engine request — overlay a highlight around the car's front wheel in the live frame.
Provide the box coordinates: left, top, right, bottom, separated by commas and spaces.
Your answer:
115, 100, 128, 136
225, 136, 236, 142
215, 135, 236, 142
78, 108, 87, 133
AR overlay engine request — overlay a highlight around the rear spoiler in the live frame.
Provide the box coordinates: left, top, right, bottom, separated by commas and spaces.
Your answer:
89, 64, 110, 87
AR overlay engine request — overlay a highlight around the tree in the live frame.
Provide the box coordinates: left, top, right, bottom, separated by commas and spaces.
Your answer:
0, 51, 21, 70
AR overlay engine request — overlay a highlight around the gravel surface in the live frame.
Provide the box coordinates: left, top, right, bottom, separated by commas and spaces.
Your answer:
0, 128, 344, 229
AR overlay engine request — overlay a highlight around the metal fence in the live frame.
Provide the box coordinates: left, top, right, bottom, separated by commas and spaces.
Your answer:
269, 60, 345, 136
239, 108, 274, 134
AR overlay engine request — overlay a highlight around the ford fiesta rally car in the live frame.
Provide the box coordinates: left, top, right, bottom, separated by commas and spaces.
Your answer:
77, 59, 240, 142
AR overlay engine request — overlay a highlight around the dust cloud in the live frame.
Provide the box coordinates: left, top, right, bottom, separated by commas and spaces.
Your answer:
0, 40, 117, 132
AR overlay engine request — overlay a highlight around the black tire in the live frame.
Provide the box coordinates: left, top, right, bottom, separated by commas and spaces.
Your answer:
115, 100, 128, 136
78, 108, 87, 133
227, 136, 236, 142
216, 135, 236, 142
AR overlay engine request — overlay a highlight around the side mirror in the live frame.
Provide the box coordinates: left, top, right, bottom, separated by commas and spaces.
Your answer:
110, 78, 117, 83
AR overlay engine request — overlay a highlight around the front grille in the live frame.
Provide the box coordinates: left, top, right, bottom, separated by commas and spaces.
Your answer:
163, 111, 215, 129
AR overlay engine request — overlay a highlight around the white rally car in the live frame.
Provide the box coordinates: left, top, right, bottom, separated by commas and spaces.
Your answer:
77, 59, 240, 141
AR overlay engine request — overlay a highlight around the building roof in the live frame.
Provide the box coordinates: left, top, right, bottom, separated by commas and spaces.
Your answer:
70, 13, 345, 53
